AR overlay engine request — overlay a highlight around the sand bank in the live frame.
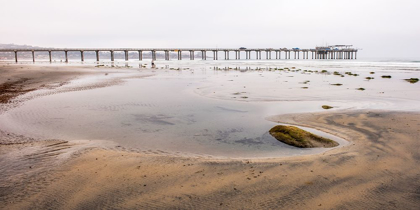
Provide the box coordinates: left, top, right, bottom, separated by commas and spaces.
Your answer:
1, 64, 419, 209
2, 110, 419, 209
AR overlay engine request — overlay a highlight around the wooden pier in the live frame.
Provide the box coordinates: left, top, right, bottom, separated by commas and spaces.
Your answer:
0, 45, 358, 62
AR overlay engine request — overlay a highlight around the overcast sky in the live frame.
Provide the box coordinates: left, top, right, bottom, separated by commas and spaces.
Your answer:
1, 0, 419, 58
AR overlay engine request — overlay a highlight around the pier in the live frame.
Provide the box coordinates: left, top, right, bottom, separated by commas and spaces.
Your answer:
0, 45, 358, 62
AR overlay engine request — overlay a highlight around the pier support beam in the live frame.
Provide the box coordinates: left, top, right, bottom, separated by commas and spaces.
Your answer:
81, 51, 84, 61
65, 51, 68, 62
178, 51, 182, 60
110, 51, 114, 61
32, 51, 35, 62
151, 50, 156, 60
49, 51, 52, 62
124, 51, 128, 61
202, 51, 206, 60
14, 51, 18, 63
165, 51, 169, 60
96, 50, 99, 62
190, 51, 194, 60
138, 51, 142, 60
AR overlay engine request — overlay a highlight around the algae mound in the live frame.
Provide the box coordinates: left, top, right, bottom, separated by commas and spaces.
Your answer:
269, 125, 339, 148
405, 78, 419, 84
322, 105, 333, 109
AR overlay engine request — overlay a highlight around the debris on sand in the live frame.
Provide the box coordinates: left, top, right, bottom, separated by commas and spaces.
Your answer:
0, 78, 35, 103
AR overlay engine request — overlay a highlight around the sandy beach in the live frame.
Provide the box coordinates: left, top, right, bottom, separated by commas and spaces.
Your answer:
1, 64, 419, 209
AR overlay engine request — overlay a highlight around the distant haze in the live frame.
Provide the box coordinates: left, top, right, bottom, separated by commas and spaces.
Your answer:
1, 0, 419, 58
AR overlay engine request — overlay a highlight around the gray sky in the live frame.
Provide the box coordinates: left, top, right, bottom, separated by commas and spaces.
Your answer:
1, 0, 419, 58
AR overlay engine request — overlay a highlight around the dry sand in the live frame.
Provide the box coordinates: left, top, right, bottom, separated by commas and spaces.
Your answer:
1, 65, 419, 209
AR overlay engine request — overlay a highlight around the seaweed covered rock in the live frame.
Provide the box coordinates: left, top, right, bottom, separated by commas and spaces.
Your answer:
322, 105, 333, 109
269, 125, 339, 148
405, 78, 419, 84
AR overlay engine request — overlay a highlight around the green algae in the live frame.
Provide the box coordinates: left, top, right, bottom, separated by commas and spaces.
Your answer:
322, 105, 333, 109
405, 78, 419, 84
269, 125, 339, 148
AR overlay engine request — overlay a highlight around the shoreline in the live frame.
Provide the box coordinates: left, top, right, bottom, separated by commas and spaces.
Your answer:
1, 64, 419, 209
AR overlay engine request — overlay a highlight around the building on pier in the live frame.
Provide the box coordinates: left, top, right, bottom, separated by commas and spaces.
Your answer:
315, 45, 357, 60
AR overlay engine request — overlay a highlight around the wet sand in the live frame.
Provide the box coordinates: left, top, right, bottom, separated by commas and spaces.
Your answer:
1, 64, 419, 209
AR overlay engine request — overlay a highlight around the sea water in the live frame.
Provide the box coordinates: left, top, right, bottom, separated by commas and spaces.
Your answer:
0, 59, 419, 158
